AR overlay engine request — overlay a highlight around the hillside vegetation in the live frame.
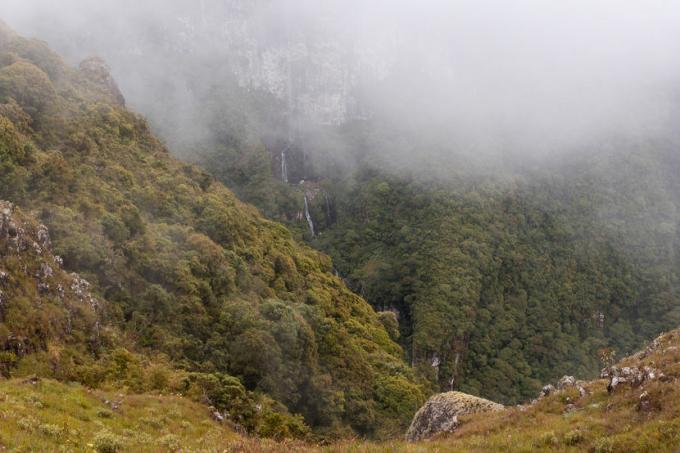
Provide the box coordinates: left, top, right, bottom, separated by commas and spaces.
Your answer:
177, 29, 680, 405
314, 150, 680, 404
229, 326, 680, 452
202, 110, 680, 407
0, 22, 423, 439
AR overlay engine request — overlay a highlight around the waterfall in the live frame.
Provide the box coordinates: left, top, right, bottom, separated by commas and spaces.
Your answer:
324, 192, 332, 225
281, 148, 289, 183
304, 194, 315, 237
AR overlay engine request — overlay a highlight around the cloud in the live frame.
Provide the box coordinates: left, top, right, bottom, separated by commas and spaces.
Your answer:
1, 0, 679, 172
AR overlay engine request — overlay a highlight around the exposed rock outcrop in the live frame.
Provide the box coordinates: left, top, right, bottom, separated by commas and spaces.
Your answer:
534, 375, 588, 403
406, 391, 504, 441
557, 375, 577, 390
602, 365, 661, 393
539, 384, 556, 398
0, 200, 102, 361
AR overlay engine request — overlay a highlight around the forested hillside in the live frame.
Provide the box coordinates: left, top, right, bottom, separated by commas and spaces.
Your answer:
315, 144, 680, 403
0, 23, 424, 439
187, 93, 680, 405
46, 2, 680, 406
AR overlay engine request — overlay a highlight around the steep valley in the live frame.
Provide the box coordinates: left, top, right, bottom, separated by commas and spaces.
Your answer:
0, 3, 679, 452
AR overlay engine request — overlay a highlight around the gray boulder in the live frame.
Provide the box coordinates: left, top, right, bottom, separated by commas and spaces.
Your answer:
557, 375, 576, 390
406, 391, 503, 441
539, 384, 556, 398
605, 365, 660, 393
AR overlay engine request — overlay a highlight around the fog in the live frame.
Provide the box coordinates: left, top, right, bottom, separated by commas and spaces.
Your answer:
1, 0, 680, 174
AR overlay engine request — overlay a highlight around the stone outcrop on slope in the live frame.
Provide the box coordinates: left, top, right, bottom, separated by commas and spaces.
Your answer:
405, 391, 504, 441
0, 200, 102, 362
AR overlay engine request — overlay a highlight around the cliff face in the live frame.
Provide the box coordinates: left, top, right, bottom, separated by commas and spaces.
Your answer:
140, 1, 392, 126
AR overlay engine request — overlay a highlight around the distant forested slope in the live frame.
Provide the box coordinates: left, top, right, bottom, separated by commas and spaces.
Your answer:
313, 143, 680, 404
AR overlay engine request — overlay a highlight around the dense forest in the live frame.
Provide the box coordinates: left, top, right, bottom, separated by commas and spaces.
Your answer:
200, 126, 680, 405
315, 146, 680, 403
163, 57, 680, 404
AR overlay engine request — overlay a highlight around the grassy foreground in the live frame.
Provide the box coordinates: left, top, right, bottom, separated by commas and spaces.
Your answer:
2, 333, 680, 452
0, 378, 242, 452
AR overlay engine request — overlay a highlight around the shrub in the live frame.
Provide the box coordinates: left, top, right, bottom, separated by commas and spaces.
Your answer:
101, 213, 129, 245
147, 363, 170, 391
256, 412, 309, 441
158, 434, 180, 451
0, 61, 56, 120
538, 431, 558, 446
563, 429, 584, 445
377, 311, 400, 340
593, 437, 614, 453
38, 423, 64, 437
97, 409, 113, 418
17, 415, 38, 432
93, 430, 124, 453
188, 372, 252, 419
0, 351, 17, 377
139, 416, 164, 430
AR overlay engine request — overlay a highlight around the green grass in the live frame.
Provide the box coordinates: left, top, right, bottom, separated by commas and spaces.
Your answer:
0, 378, 240, 452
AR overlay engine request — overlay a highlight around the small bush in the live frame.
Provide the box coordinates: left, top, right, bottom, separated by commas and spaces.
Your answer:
180, 420, 192, 429
25, 395, 45, 409
158, 434, 180, 451
0, 351, 17, 377
256, 411, 309, 441
377, 311, 400, 340
38, 423, 64, 437
93, 430, 124, 453
17, 416, 38, 432
139, 416, 164, 430
538, 431, 558, 446
97, 408, 113, 418
593, 437, 614, 453
147, 364, 170, 391
563, 429, 584, 445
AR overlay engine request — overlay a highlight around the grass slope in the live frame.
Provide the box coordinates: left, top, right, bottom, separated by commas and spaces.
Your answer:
0, 378, 240, 452
318, 327, 680, 452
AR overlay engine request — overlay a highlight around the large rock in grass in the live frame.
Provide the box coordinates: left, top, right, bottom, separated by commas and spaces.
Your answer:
406, 391, 503, 441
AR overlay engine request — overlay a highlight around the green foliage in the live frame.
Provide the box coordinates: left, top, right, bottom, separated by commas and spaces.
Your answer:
0, 28, 420, 439
377, 311, 400, 341
538, 431, 558, 447
256, 412, 310, 441
0, 351, 17, 377
593, 437, 614, 453
93, 430, 125, 452
0, 60, 56, 122
314, 155, 680, 404
563, 429, 584, 446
